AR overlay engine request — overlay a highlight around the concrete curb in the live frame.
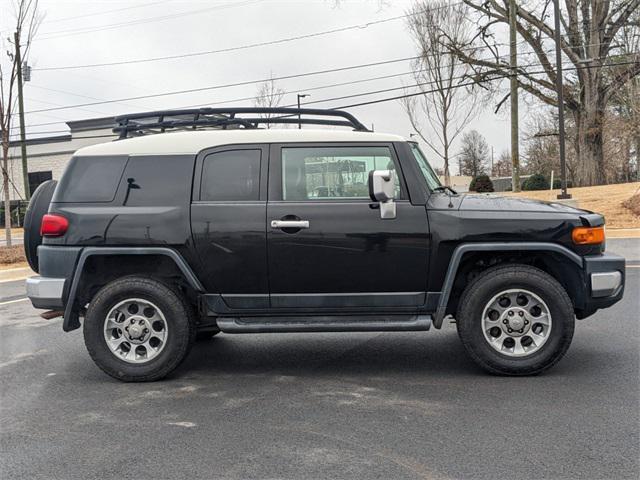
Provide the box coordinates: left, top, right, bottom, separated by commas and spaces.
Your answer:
0, 267, 33, 283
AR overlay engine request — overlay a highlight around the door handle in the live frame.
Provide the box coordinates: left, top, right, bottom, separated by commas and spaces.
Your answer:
271, 220, 310, 229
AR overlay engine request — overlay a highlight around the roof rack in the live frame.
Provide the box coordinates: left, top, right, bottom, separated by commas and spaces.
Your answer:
113, 107, 370, 139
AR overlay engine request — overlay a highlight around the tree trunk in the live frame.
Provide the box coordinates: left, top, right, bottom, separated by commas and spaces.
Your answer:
573, 102, 607, 186
636, 137, 640, 181
443, 142, 451, 186
2, 152, 12, 247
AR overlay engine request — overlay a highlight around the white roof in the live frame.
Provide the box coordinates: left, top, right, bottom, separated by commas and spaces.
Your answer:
75, 129, 407, 156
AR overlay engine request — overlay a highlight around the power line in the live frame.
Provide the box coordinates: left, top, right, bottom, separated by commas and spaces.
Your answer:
24, 56, 421, 113
34, 16, 410, 70
329, 60, 640, 109
41, 0, 175, 25
13, 58, 637, 139
36, 1, 263, 40
33, 1, 469, 71
12, 67, 425, 130
17, 50, 638, 126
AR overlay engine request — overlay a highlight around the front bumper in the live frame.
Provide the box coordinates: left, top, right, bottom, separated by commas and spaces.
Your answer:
26, 276, 66, 309
591, 271, 622, 297
579, 252, 625, 316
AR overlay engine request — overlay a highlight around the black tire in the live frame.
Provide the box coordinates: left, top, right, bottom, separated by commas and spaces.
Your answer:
456, 264, 575, 376
83, 276, 196, 382
195, 329, 220, 341
23, 180, 57, 273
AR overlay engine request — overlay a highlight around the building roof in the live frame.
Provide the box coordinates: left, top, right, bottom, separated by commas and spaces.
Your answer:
75, 129, 407, 156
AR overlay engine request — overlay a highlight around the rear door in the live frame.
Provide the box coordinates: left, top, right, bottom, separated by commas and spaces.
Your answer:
266, 142, 430, 310
191, 144, 269, 308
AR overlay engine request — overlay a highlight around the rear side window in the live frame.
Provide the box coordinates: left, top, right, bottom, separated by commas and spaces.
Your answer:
200, 149, 261, 201
53, 155, 127, 203
119, 155, 194, 206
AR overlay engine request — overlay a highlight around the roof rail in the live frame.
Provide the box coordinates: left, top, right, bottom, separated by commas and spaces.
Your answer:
113, 107, 370, 139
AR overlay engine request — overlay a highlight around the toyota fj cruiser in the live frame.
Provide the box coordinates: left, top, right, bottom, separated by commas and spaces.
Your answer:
24, 108, 625, 382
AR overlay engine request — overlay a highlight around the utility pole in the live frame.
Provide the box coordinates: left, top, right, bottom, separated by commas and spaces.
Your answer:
553, 0, 571, 200
509, 0, 521, 192
14, 30, 30, 200
491, 146, 494, 175
296, 93, 309, 129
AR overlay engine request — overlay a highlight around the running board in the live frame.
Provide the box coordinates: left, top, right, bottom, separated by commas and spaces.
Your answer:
216, 315, 432, 333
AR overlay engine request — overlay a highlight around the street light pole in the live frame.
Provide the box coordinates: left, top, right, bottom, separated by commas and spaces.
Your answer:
508, 0, 521, 192
553, 0, 571, 199
297, 94, 309, 129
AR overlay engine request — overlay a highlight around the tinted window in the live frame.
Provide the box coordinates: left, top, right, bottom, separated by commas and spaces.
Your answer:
53, 155, 127, 203
120, 155, 195, 206
28, 170, 52, 197
200, 149, 261, 201
281, 146, 401, 201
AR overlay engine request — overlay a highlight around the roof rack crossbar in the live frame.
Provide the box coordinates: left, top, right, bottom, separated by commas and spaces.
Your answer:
113, 107, 370, 138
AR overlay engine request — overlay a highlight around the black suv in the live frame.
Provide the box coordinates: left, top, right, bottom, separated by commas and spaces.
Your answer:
24, 108, 625, 382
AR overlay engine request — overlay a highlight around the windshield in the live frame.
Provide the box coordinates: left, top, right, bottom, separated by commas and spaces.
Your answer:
409, 143, 442, 191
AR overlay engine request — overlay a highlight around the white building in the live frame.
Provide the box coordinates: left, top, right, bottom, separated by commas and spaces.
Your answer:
3, 116, 117, 201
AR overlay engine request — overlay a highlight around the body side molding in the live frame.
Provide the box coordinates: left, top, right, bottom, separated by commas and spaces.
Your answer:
63, 247, 204, 331
433, 242, 583, 328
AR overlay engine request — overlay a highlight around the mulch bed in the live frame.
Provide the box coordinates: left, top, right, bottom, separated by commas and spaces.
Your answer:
0, 245, 26, 265
622, 193, 640, 217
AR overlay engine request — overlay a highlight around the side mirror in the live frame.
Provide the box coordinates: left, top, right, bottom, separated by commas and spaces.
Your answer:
368, 170, 396, 219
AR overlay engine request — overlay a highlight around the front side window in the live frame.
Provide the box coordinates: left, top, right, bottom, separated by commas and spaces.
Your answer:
281, 146, 401, 201
409, 143, 442, 191
200, 149, 261, 201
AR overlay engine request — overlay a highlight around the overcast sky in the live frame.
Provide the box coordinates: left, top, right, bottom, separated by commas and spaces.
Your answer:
1, 0, 527, 171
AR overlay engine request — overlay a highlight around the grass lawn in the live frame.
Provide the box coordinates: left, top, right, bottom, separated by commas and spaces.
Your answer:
503, 182, 640, 230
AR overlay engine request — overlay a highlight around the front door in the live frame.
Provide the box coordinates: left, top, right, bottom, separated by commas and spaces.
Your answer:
267, 143, 430, 310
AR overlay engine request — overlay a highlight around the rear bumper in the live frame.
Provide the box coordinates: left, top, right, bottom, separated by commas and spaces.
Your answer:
25, 245, 82, 311
26, 276, 66, 309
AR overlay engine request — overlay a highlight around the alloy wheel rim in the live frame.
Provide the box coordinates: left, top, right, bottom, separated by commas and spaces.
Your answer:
103, 298, 168, 364
481, 288, 552, 357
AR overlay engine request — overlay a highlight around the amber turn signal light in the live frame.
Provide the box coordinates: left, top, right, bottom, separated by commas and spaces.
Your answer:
572, 226, 605, 245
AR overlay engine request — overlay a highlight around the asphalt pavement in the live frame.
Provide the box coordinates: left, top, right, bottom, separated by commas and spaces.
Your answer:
1, 266, 639, 479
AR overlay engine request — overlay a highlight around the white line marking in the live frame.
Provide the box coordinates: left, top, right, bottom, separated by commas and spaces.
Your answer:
0, 297, 29, 306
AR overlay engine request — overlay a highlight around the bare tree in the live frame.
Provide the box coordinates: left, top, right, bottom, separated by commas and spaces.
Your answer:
492, 150, 513, 177
611, 9, 640, 176
403, 1, 480, 186
445, 0, 640, 186
459, 129, 490, 177
1, 0, 41, 246
253, 73, 285, 128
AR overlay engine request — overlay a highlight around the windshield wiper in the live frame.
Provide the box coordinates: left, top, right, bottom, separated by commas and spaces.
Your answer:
432, 185, 458, 195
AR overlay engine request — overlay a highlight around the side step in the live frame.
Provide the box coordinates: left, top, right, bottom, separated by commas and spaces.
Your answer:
217, 315, 432, 334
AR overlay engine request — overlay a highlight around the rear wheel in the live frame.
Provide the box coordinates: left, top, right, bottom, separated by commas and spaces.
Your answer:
456, 264, 574, 375
23, 180, 57, 272
83, 276, 195, 382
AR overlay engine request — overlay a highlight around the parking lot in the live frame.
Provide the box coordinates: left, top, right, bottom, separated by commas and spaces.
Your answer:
0, 263, 636, 480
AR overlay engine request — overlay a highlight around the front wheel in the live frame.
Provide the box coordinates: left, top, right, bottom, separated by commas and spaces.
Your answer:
83, 276, 195, 382
456, 264, 575, 375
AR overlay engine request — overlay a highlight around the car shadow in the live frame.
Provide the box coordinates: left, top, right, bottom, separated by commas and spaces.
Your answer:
178, 329, 481, 378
